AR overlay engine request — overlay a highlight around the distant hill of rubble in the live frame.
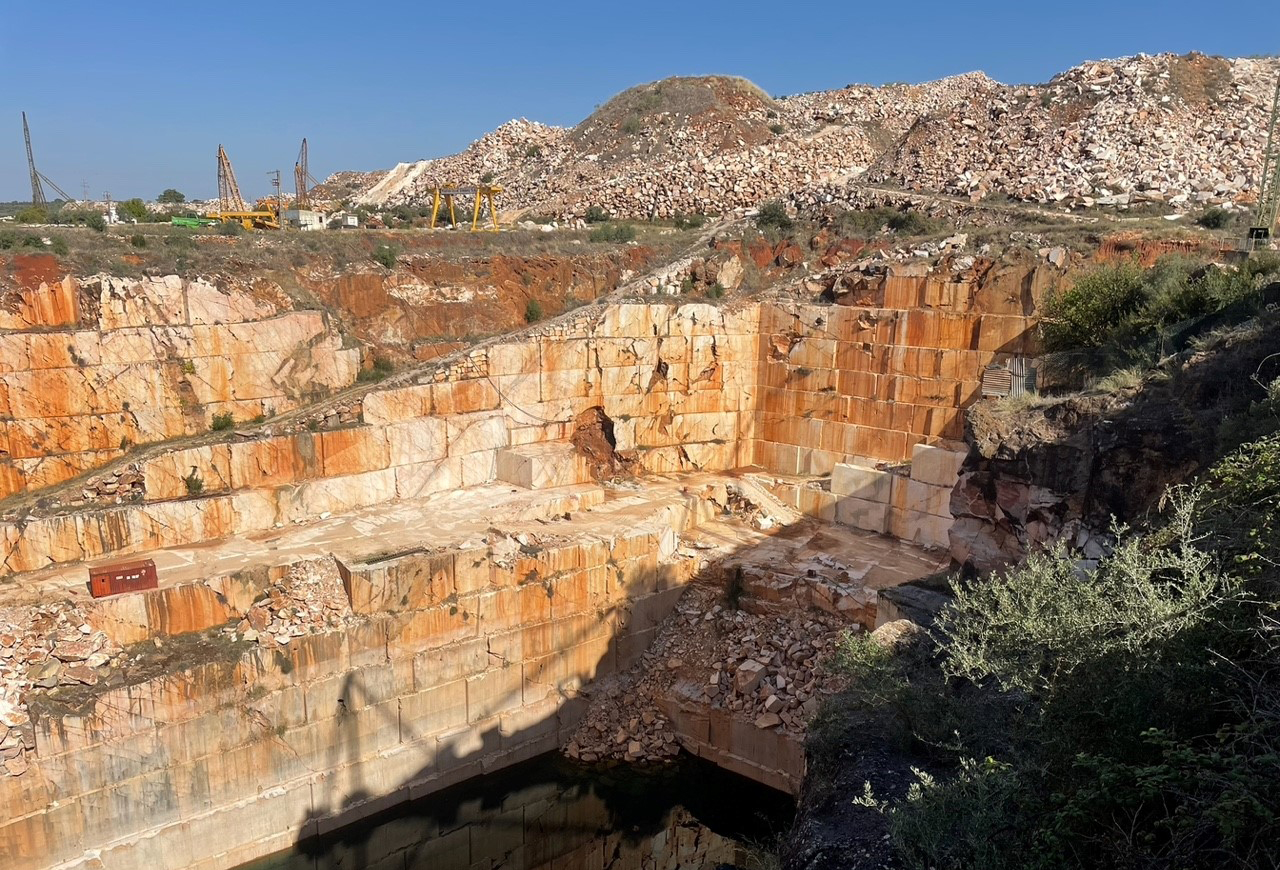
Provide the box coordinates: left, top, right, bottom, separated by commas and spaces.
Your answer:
313, 52, 1280, 220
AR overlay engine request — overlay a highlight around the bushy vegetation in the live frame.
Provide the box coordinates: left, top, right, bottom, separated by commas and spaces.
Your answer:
583, 205, 610, 223
834, 206, 940, 237
371, 244, 399, 268
524, 299, 544, 323
356, 355, 394, 383
1195, 206, 1235, 229
588, 222, 636, 243
210, 412, 235, 431
755, 200, 794, 231
1040, 254, 1280, 362
15, 206, 48, 224
832, 425, 1280, 870
673, 212, 705, 230
117, 198, 154, 223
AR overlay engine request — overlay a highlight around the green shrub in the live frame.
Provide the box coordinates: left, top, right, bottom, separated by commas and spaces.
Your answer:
755, 200, 793, 231
356, 355, 394, 383
673, 212, 705, 230
769, 123, 785, 135
183, 471, 204, 496
217, 220, 242, 236
524, 145, 543, 159
118, 198, 150, 223
1041, 255, 1280, 357
621, 116, 643, 135
583, 205, 610, 223
1195, 206, 1233, 229
130, 233, 146, 248
1040, 260, 1147, 352
852, 481, 1280, 870
210, 412, 235, 431
50, 237, 68, 255
588, 222, 636, 243
886, 210, 939, 235
372, 244, 398, 268
524, 299, 544, 323
834, 206, 939, 237
15, 206, 47, 224
85, 213, 106, 233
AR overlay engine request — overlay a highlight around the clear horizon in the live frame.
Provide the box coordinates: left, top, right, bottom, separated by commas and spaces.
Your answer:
4, 0, 1280, 203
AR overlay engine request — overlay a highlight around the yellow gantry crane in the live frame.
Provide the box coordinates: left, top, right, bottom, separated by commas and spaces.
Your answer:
208, 145, 280, 230
430, 185, 503, 232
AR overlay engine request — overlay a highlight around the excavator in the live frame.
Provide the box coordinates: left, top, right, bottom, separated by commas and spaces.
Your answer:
207, 145, 280, 230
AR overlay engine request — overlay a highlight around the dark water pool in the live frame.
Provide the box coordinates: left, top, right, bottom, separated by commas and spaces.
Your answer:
235, 752, 795, 870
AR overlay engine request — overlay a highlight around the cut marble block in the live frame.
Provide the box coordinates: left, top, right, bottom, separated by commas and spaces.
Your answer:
911, 441, 968, 488
496, 441, 592, 490
831, 461, 893, 503
835, 497, 888, 533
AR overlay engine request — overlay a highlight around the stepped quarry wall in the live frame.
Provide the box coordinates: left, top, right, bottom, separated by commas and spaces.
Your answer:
0, 254, 1056, 870
0, 275, 360, 500
0, 491, 711, 870
0, 255, 1053, 577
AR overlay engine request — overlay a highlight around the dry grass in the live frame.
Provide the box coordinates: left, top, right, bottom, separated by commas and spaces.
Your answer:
4, 222, 699, 288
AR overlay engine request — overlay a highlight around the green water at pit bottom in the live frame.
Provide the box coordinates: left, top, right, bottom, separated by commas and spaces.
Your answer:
234, 751, 795, 870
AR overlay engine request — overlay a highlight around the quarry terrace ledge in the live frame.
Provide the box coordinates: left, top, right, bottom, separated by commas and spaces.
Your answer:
0, 258, 1048, 869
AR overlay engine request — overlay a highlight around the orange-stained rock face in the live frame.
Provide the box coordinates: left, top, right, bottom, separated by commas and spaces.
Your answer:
0, 253, 1058, 576
0, 275, 360, 499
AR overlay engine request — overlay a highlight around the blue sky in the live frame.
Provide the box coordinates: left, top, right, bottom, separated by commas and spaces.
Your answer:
4, 1, 1279, 202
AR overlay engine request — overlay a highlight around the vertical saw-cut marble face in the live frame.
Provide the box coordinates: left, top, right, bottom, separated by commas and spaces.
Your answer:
0, 255, 1049, 576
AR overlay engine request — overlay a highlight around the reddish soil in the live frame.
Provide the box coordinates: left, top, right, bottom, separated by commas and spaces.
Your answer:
306, 248, 656, 358
8, 254, 63, 292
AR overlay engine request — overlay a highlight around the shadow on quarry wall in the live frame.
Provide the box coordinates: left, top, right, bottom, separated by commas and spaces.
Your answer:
952, 313, 1280, 574
276, 558, 690, 867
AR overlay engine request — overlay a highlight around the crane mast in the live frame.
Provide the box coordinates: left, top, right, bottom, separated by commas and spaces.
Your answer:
216, 145, 248, 213
294, 138, 310, 210
22, 112, 75, 207
24, 112, 45, 207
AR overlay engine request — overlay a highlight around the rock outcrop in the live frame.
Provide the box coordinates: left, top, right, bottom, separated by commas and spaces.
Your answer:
0, 275, 360, 499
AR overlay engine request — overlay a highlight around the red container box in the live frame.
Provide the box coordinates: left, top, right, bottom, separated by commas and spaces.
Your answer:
88, 559, 158, 598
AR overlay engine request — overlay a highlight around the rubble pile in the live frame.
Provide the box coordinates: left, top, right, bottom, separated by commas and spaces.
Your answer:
563, 584, 850, 764
0, 602, 123, 777
337, 73, 983, 220
868, 53, 1279, 210
227, 558, 356, 647
331, 53, 1280, 221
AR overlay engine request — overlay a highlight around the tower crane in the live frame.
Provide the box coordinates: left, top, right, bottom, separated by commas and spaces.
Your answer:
22, 112, 75, 207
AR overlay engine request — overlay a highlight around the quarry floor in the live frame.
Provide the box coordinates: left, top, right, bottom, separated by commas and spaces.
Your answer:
6, 470, 946, 608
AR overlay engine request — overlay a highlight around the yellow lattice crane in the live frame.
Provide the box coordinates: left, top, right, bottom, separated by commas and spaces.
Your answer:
208, 145, 280, 230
